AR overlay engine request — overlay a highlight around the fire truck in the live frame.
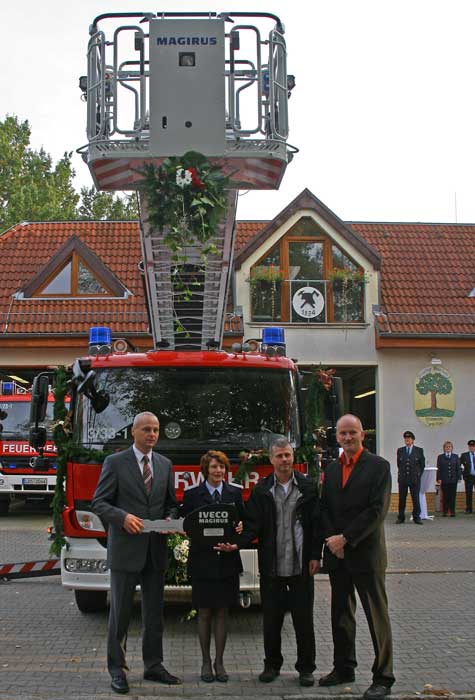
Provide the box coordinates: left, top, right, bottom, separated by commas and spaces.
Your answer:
29, 11, 337, 613
0, 382, 59, 515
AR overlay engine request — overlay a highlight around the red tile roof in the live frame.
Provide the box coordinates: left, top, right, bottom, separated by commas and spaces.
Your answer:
1, 215, 475, 339
350, 222, 475, 336
0, 221, 148, 336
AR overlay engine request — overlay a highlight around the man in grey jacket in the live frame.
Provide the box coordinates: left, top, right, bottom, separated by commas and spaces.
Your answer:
92, 412, 180, 694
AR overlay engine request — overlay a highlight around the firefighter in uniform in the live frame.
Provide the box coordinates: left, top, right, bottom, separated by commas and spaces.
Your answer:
396, 430, 425, 524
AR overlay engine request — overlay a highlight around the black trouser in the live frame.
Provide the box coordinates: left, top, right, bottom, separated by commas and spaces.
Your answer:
464, 476, 474, 512
398, 480, 421, 520
108, 547, 165, 677
259, 573, 316, 674
329, 568, 395, 688
441, 482, 457, 515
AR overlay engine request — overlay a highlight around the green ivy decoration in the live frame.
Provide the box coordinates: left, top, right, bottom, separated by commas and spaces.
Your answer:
50, 368, 110, 556
233, 449, 270, 484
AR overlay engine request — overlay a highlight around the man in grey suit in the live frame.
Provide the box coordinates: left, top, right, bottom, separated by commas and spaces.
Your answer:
92, 412, 180, 694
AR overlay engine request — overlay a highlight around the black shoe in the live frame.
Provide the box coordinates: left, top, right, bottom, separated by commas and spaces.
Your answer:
319, 669, 355, 686
111, 675, 129, 694
451, 513, 456, 517
299, 672, 315, 687
213, 662, 229, 683
200, 662, 214, 683
465, 509, 472, 513
413, 518, 423, 524
259, 667, 280, 683
144, 668, 182, 685
363, 683, 391, 700
395, 518, 404, 524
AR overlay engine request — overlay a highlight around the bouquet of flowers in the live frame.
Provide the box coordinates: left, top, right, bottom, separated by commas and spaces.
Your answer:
166, 533, 190, 586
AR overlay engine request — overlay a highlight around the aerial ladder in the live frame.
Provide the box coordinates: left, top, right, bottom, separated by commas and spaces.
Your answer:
78, 11, 296, 349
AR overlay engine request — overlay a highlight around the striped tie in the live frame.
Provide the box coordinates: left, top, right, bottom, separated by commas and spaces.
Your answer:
142, 455, 152, 494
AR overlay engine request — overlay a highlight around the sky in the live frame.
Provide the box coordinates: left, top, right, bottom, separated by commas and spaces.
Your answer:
2, 0, 475, 224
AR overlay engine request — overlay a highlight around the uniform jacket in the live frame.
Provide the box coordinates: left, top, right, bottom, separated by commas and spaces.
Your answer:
240, 470, 319, 578
319, 451, 391, 574
91, 447, 178, 572
181, 481, 244, 580
396, 445, 425, 485
460, 451, 475, 481
436, 453, 462, 484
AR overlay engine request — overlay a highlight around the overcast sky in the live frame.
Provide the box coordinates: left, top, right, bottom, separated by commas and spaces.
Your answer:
2, 0, 475, 223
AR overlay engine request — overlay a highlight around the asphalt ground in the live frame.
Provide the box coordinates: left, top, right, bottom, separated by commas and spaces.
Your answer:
0, 501, 474, 700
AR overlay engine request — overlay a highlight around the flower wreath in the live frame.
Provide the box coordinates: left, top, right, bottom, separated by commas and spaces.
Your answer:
137, 151, 231, 262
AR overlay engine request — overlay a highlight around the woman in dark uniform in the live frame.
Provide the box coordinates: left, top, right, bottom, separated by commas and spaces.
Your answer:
182, 450, 243, 683
436, 440, 462, 516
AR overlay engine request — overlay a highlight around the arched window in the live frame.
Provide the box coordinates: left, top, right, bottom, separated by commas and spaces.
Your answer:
249, 217, 366, 323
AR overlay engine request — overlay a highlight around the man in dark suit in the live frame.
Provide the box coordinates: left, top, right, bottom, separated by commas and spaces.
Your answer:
460, 439, 475, 513
318, 414, 395, 700
396, 430, 425, 524
92, 412, 180, 695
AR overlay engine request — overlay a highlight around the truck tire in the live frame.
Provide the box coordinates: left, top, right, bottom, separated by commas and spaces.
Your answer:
0, 499, 10, 516
74, 589, 107, 613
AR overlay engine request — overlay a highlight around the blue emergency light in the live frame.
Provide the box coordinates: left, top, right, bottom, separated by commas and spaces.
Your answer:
89, 327, 112, 345
88, 327, 112, 356
2, 382, 14, 395
262, 327, 285, 347
261, 327, 286, 357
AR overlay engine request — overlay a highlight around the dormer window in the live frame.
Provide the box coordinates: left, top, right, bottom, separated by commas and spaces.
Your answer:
249, 217, 366, 323
19, 234, 128, 299
37, 254, 110, 297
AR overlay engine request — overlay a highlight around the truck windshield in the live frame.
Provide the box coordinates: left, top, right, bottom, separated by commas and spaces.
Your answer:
75, 366, 300, 455
0, 400, 55, 438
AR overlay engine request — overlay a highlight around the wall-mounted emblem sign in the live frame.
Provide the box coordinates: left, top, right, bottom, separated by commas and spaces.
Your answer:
292, 286, 325, 319
414, 365, 455, 427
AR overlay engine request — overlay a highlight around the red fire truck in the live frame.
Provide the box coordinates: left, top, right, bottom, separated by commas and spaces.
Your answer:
31, 331, 310, 611
0, 384, 59, 515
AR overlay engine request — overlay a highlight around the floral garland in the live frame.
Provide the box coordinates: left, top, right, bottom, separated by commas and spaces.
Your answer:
247, 264, 285, 285
234, 449, 270, 483
137, 151, 231, 263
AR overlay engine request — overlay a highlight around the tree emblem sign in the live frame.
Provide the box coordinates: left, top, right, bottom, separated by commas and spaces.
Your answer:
292, 286, 325, 319
414, 365, 455, 427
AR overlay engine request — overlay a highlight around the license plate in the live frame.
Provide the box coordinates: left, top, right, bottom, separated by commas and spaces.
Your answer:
22, 478, 47, 486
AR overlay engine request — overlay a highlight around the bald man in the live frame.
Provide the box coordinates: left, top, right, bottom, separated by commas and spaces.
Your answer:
317, 414, 395, 700
92, 412, 180, 694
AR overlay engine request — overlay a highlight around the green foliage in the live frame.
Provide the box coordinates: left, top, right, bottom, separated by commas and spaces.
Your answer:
50, 367, 110, 556
0, 115, 79, 231
0, 114, 139, 232
137, 151, 230, 259
77, 186, 138, 220
416, 372, 452, 396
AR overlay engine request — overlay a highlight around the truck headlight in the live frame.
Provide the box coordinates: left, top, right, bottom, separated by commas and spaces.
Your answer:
63, 558, 108, 573
75, 510, 106, 532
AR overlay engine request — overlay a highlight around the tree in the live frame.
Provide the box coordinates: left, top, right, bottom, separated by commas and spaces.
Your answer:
0, 115, 79, 231
416, 371, 452, 411
0, 115, 138, 231
77, 186, 138, 220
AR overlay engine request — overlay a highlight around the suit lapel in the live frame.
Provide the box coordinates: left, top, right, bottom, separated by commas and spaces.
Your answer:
342, 451, 366, 490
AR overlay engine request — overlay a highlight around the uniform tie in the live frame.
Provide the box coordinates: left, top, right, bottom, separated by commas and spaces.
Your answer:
213, 489, 221, 503
142, 455, 152, 494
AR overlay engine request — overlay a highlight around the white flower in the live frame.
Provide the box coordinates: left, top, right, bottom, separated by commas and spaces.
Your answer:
176, 167, 192, 188
173, 539, 189, 563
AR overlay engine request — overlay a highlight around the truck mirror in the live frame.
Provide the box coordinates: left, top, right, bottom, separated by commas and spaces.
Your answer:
30, 374, 50, 424
29, 426, 47, 450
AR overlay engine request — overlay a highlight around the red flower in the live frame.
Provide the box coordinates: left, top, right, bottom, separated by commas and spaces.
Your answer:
189, 167, 205, 190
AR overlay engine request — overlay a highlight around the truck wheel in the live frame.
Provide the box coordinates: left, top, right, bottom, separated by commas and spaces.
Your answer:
74, 589, 107, 613
0, 499, 10, 516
